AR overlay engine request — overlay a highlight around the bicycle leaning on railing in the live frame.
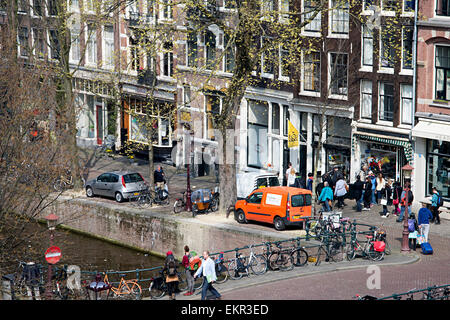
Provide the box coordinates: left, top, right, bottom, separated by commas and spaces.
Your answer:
103, 272, 142, 300
227, 245, 267, 280
148, 269, 188, 299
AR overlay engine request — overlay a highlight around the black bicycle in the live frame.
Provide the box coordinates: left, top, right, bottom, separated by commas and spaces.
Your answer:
148, 270, 188, 299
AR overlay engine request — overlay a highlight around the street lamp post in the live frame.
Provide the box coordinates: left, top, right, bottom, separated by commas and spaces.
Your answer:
44, 213, 58, 299
401, 164, 414, 253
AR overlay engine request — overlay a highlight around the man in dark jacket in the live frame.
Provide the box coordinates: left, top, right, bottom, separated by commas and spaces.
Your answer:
154, 165, 165, 189
353, 175, 364, 212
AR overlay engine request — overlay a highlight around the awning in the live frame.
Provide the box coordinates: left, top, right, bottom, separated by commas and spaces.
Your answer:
352, 132, 413, 162
412, 120, 450, 142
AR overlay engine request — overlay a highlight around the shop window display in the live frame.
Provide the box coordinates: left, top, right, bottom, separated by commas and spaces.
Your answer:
427, 140, 450, 199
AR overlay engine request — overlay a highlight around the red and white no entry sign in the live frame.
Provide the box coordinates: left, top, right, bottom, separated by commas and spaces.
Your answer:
45, 246, 61, 264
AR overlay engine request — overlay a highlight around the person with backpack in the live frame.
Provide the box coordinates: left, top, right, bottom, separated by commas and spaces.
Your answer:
163, 251, 179, 300
318, 181, 333, 212
418, 202, 434, 243
431, 187, 442, 225
193, 250, 221, 300
407, 213, 419, 251
396, 181, 414, 223
181, 245, 195, 296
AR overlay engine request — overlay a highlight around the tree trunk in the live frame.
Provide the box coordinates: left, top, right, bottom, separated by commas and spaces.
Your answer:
148, 142, 154, 187
218, 125, 237, 216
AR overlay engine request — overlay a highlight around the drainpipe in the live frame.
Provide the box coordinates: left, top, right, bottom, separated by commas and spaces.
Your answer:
410, 0, 419, 206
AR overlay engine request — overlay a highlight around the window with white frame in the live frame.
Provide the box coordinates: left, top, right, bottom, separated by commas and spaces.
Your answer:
329, 53, 348, 96
17, 0, 27, 13
401, 84, 413, 124
205, 30, 216, 70
382, 0, 396, 11
205, 94, 221, 140
261, 0, 275, 14
32, 28, 45, 59
186, 30, 198, 68
403, 0, 415, 12
69, 0, 79, 12
436, 0, 450, 16
48, 0, 58, 15
224, 33, 235, 73
330, 0, 349, 35
84, 0, 95, 12
130, 37, 141, 72
86, 24, 97, 65
261, 36, 274, 76
303, 0, 321, 32
279, 44, 290, 80
380, 26, 395, 69
360, 80, 372, 119
435, 45, 450, 101
402, 26, 413, 70
379, 82, 394, 122
362, 25, 373, 67
162, 41, 173, 77
32, 0, 43, 15
49, 29, 60, 60
279, 0, 289, 22
160, 0, 172, 20
303, 51, 320, 92
103, 25, 114, 68
70, 27, 81, 63
18, 27, 29, 57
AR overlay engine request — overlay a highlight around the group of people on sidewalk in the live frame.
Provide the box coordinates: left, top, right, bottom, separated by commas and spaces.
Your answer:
161, 246, 221, 300
316, 167, 349, 212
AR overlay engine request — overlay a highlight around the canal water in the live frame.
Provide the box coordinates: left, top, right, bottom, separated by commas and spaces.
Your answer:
6, 222, 165, 276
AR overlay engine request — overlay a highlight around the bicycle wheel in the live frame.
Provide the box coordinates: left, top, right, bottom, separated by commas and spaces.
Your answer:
177, 273, 188, 292
278, 253, 294, 271
193, 275, 204, 290
249, 254, 268, 275
120, 281, 142, 300
291, 248, 308, 267
315, 246, 329, 266
384, 239, 391, 255
268, 252, 280, 270
137, 195, 152, 209
346, 243, 357, 261
215, 263, 229, 284
173, 199, 184, 213
228, 259, 243, 280
328, 239, 344, 262
149, 279, 166, 299
367, 244, 385, 261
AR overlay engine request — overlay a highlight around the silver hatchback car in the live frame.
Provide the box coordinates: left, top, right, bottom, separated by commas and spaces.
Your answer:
85, 171, 148, 202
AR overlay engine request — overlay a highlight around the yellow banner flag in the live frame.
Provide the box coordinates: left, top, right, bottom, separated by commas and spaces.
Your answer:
288, 120, 299, 148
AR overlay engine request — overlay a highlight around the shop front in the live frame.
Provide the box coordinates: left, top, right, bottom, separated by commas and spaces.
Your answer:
352, 132, 413, 183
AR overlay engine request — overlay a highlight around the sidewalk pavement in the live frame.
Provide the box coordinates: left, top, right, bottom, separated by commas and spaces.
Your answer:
77, 149, 449, 300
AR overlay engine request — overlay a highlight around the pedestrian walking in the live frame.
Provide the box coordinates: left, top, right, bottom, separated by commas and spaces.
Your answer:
375, 173, 385, 204
431, 187, 442, 225
193, 251, 221, 300
353, 175, 364, 212
334, 177, 348, 209
306, 173, 314, 191
369, 171, 377, 205
418, 203, 433, 243
362, 176, 372, 211
408, 213, 419, 251
318, 181, 333, 212
286, 163, 296, 187
397, 181, 414, 223
163, 251, 179, 300
381, 179, 392, 217
293, 172, 306, 189
392, 181, 402, 216
181, 245, 195, 296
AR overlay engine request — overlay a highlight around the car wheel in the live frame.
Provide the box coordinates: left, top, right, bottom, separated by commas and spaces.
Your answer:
115, 192, 124, 203
236, 209, 247, 224
86, 187, 94, 198
274, 217, 285, 231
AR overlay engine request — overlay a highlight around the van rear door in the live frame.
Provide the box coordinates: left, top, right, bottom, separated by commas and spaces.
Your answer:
289, 193, 312, 221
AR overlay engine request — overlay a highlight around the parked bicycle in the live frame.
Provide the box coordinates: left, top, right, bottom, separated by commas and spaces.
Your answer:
228, 245, 267, 280
266, 242, 294, 271
103, 272, 142, 300
374, 227, 391, 255
345, 231, 385, 262
173, 191, 187, 213
14, 261, 43, 298
193, 252, 229, 290
289, 240, 309, 267
52, 265, 72, 300
94, 135, 116, 159
313, 233, 345, 266
53, 169, 74, 192
148, 270, 188, 299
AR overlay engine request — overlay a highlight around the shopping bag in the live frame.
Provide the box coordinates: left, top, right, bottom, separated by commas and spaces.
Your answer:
417, 230, 425, 245
380, 199, 387, 206
408, 231, 418, 239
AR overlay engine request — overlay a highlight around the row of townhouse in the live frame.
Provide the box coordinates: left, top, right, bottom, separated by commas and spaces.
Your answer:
2, 0, 449, 209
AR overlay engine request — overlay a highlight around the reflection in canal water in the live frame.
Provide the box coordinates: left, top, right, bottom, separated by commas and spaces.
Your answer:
10, 222, 165, 274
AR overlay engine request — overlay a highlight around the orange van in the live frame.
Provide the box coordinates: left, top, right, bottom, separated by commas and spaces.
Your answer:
234, 186, 312, 231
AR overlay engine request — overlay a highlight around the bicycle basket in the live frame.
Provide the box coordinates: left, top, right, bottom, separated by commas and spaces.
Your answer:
373, 241, 386, 252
